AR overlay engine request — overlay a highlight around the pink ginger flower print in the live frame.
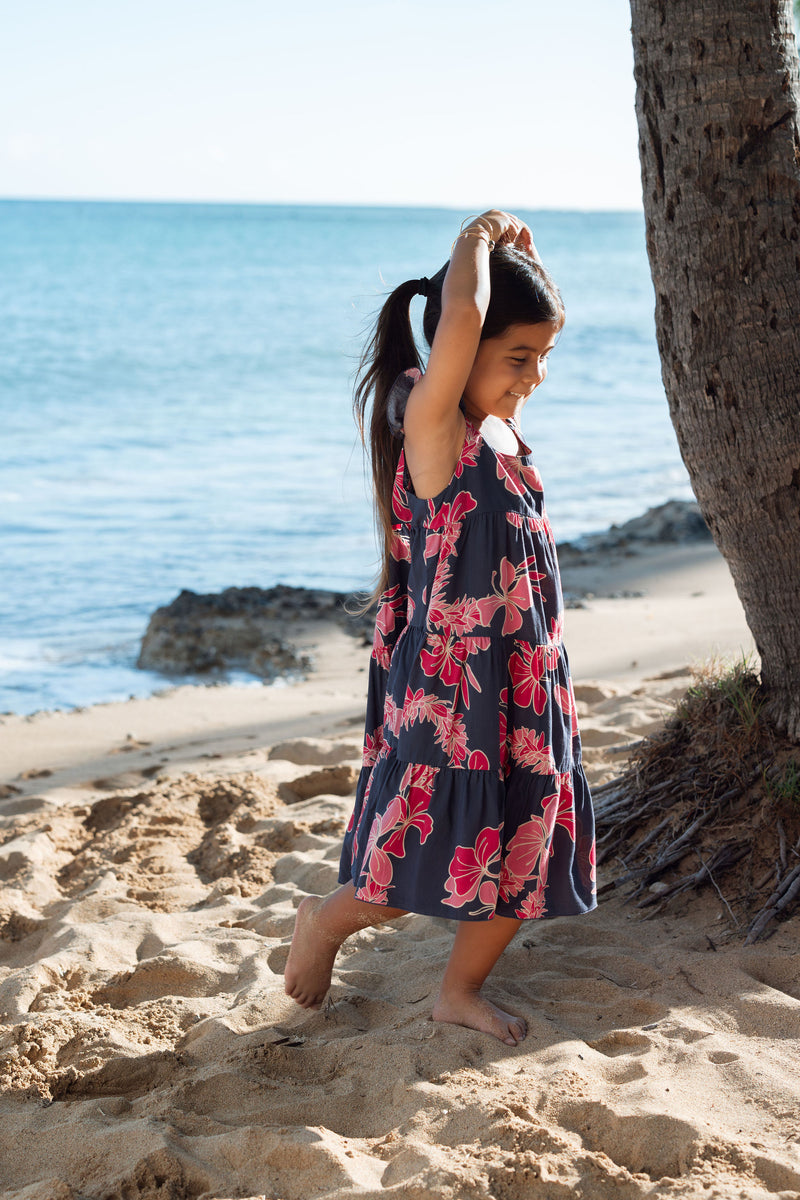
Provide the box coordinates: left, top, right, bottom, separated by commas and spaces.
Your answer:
476, 557, 543, 636
443, 825, 502, 913
509, 727, 557, 774
428, 595, 483, 637
467, 749, 491, 770
509, 643, 548, 714
425, 490, 478, 560
373, 644, 392, 670
515, 883, 548, 919
401, 687, 469, 767
362, 725, 384, 769
383, 693, 403, 738
548, 613, 564, 649
438, 708, 469, 766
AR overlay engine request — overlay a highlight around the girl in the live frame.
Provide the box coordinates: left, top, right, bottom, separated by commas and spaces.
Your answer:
285, 209, 596, 1047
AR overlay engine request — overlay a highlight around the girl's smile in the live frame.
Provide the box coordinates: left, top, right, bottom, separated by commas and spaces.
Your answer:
463, 320, 561, 423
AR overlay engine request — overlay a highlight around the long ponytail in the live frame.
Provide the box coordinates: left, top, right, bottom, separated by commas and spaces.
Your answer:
353, 278, 423, 607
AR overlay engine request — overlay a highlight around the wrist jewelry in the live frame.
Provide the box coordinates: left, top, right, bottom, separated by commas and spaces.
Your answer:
451, 228, 496, 255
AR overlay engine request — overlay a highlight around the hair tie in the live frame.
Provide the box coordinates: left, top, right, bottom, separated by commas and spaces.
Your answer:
417, 276, 430, 298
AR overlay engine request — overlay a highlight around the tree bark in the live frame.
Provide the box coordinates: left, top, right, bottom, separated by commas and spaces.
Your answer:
630, 0, 800, 739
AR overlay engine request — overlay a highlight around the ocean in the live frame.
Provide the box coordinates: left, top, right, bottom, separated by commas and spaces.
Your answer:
0, 200, 692, 716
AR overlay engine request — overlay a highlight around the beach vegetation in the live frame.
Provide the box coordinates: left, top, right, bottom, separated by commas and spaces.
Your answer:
593, 654, 800, 942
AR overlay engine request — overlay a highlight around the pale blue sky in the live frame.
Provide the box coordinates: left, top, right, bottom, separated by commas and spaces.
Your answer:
1, 0, 642, 209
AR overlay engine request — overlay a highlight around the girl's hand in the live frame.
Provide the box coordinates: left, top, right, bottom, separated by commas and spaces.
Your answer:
464, 209, 536, 257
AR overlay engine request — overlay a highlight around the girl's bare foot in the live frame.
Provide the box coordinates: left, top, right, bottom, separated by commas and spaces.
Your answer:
284, 895, 340, 1009
432, 987, 528, 1046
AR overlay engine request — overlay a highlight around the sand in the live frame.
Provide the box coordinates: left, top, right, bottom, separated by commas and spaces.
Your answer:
3, 541, 800, 1200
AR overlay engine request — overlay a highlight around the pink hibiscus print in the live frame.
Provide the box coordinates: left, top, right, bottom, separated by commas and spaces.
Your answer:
380, 763, 436, 858
389, 529, 411, 563
496, 457, 544, 497
443, 826, 502, 912
425, 490, 478, 560
498, 814, 549, 901
476, 557, 544, 635
554, 677, 580, 736
354, 875, 389, 906
419, 632, 490, 708
509, 643, 548, 714
542, 774, 577, 842
373, 585, 405, 650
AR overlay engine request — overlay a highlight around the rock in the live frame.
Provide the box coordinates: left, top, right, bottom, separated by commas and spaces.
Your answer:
137, 585, 376, 679
558, 499, 712, 557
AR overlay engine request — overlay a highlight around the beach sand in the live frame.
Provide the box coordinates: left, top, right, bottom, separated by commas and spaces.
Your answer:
3, 541, 800, 1200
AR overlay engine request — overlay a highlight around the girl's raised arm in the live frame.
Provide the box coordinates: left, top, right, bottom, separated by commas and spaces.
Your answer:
402, 210, 534, 497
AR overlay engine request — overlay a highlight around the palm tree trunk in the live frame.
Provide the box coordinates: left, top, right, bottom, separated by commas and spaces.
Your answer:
630, 0, 800, 739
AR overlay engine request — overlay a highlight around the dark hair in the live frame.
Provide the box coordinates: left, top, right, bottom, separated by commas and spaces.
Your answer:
353, 245, 565, 607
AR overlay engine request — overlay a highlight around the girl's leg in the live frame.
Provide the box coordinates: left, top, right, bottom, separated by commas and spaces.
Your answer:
432, 915, 527, 1046
285, 883, 407, 1009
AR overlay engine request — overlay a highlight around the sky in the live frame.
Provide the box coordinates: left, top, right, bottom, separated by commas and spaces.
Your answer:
0, 0, 643, 210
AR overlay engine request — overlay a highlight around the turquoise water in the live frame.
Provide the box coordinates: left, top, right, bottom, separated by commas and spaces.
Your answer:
0, 201, 691, 715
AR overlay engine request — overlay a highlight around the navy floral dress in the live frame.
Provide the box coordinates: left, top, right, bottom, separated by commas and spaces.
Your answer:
339, 369, 596, 921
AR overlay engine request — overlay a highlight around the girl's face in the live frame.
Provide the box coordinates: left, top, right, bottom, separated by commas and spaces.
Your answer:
463, 321, 561, 417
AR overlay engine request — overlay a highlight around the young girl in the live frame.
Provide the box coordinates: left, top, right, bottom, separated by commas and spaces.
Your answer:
285, 209, 596, 1047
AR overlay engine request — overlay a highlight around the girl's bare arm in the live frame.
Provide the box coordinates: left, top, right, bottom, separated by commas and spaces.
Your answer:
402, 210, 533, 498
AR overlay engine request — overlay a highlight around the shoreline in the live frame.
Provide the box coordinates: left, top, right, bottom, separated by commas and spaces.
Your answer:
2, 500, 725, 726
1, 530, 755, 805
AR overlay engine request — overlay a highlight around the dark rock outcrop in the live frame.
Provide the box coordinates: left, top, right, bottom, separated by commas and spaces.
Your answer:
137, 584, 375, 680
138, 501, 709, 679
557, 499, 711, 563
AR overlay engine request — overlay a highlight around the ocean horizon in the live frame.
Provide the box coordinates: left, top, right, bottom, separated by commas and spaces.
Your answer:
0, 199, 693, 716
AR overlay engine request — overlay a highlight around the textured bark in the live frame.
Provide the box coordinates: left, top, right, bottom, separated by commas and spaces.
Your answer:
630, 0, 800, 739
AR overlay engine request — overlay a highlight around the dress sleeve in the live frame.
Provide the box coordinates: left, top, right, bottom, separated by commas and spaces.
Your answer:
386, 367, 423, 438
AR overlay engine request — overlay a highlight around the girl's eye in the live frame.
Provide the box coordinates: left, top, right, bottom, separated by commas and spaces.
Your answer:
510, 358, 525, 365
